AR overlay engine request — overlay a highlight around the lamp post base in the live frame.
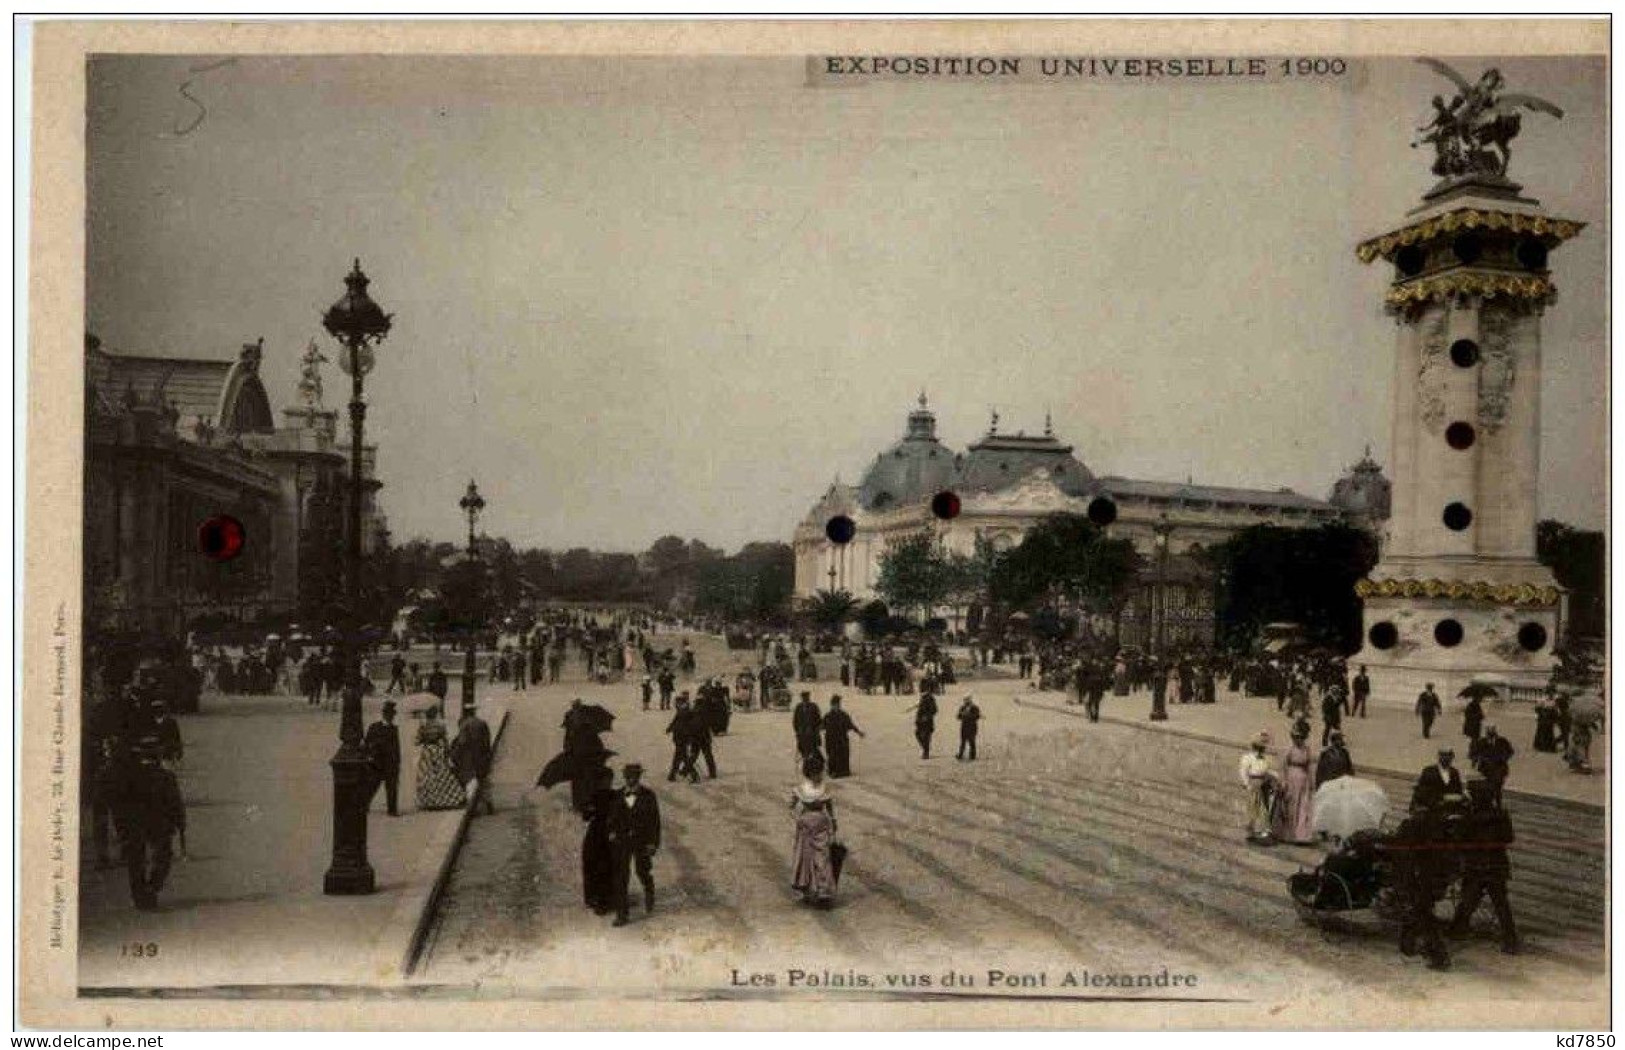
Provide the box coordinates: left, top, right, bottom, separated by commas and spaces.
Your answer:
323, 747, 377, 896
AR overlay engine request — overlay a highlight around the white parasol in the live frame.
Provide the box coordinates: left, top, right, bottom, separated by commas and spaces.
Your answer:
1312, 776, 1391, 841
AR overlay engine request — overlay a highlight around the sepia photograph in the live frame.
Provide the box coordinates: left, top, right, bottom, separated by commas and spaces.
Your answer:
17, 18, 1609, 1032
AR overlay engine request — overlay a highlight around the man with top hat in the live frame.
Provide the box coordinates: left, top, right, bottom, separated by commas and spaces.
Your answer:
608, 762, 661, 926
365, 699, 402, 816
1239, 732, 1274, 844
113, 734, 187, 910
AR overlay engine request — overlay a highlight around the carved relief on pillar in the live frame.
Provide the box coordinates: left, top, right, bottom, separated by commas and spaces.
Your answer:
1416, 309, 1450, 435
1477, 304, 1517, 432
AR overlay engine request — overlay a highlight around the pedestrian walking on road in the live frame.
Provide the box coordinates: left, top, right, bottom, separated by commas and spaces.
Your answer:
1320, 686, 1344, 746
609, 763, 661, 926
665, 696, 700, 783
385, 653, 408, 695
364, 700, 402, 816
426, 662, 450, 715
1468, 725, 1514, 807
956, 696, 982, 761
790, 753, 839, 909
511, 650, 527, 691
579, 765, 618, 915
414, 708, 466, 811
792, 691, 823, 763
821, 696, 863, 778
1314, 730, 1355, 788
1272, 725, 1315, 845
1350, 666, 1370, 718
113, 735, 187, 911
1462, 695, 1485, 743
1448, 779, 1520, 954
1416, 683, 1441, 739
1239, 733, 1273, 845
907, 691, 938, 759
451, 705, 496, 815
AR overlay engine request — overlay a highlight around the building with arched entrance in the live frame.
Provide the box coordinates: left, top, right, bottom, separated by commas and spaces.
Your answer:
84, 334, 389, 641
792, 395, 1388, 646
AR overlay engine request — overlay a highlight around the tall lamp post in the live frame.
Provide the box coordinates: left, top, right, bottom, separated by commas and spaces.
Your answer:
459, 480, 486, 714
1152, 515, 1173, 656
1150, 515, 1173, 722
321, 259, 391, 896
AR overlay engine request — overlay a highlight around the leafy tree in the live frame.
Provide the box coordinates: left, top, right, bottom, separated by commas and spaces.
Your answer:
1205, 522, 1378, 653
1537, 520, 1605, 639
876, 532, 952, 620
802, 588, 859, 631
991, 514, 1142, 631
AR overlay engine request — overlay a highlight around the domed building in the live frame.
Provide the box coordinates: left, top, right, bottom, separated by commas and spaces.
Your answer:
856, 394, 959, 511
793, 395, 1386, 647
1329, 445, 1393, 526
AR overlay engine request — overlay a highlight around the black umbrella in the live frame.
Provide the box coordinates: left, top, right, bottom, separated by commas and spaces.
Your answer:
537, 744, 618, 789
830, 841, 848, 884
1458, 682, 1501, 702
536, 751, 576, 789
577, 703, 616, 734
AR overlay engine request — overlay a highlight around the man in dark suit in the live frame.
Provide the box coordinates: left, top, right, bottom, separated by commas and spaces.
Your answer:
1320, 685, 1345, 746
427, 662, 450, 713
956, 696, 982, 761
1448, 779, 1520, 953
1410, 747, 1464, 811
112, 736, 187, 911
511, 649, 527, 692
1388, 803, 1453, 970
665, 696, 700, 783
908, 690, 938, 759
386, 653, 408, 694
1314, 730, 1355, 788
609, 763, 661, 926
451, 705, 495, 815
1415, 682, 1442, 738
1469, 725, 1515, 807
364, 700, 402, 816
1350, 665, 1371, 718
792, 692, 823, 762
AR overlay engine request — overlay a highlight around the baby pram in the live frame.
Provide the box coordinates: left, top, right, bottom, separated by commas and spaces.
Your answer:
1288, 830, 1395, 922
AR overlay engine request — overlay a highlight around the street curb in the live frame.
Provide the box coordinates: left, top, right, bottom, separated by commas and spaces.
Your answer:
1013, 694, 1605, 815
392, 705, 513, 979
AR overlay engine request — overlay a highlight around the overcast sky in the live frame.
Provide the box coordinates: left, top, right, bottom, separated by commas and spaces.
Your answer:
86, 55, 1606, 551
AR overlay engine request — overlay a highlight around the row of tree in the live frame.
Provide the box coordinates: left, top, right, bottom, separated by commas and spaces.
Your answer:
841, 514, 1602, 652
359, 534, 796, 634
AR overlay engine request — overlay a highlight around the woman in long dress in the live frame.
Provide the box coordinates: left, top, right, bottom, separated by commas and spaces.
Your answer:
790, 753, 838, 908
415, 708, 467, 811
1273, 726, 1316, 844
579, 765, 618, 914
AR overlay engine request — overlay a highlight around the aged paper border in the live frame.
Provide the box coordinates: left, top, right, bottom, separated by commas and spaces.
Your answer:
21, 17, 1609, 1031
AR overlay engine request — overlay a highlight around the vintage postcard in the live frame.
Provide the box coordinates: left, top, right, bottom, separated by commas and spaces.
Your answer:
19, 18, 1609, 1031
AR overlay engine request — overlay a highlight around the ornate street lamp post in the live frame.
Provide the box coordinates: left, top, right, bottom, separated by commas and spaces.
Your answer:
320, 259, 391, 896
459, 480, 486, 714
1150, 515, 1173, 723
